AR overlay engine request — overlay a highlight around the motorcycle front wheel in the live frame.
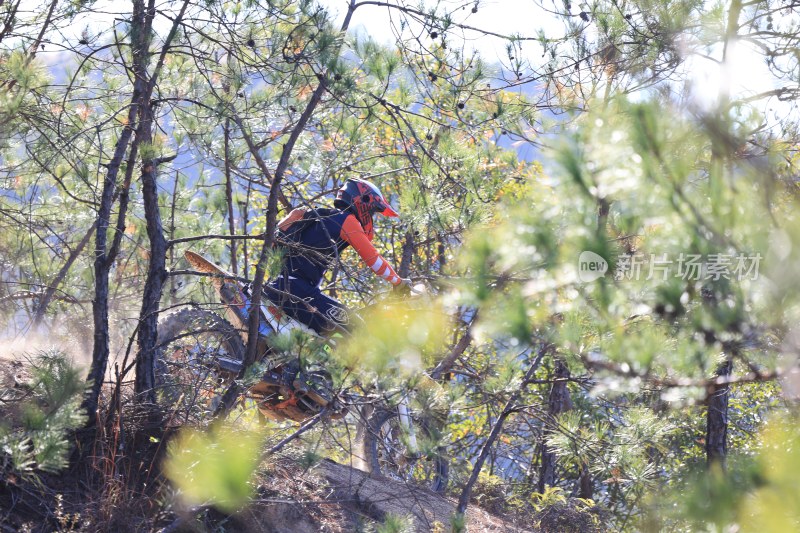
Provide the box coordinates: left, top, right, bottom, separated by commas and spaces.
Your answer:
154, 308, 245, 426
363, 407, 449, 493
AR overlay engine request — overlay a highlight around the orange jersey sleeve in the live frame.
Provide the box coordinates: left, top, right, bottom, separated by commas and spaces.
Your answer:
340, 214, 402, 286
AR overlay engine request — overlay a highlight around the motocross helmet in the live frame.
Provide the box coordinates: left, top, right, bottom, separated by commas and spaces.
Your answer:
334, 178, 398, 239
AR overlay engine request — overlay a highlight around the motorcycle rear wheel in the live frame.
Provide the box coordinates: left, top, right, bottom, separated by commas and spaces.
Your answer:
154, 308, 245, 426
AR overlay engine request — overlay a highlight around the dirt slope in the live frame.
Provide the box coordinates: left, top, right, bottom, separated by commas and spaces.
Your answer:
227, 458, 533, 533
317, 459, 533, 532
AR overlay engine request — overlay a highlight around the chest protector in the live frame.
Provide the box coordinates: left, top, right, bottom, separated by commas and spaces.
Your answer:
276, 208, 351, 285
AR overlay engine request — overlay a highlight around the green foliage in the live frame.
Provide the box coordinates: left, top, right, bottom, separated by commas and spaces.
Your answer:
530, 485, 568, 511
449, 512, 466, 533
0, 50, 49, 119
451, 78, 798, 527
376, 513, 415, 533
457, 92, 797, 383
0, 350, 86, 475
531, 486, 603, 533
739, 415, 800, 531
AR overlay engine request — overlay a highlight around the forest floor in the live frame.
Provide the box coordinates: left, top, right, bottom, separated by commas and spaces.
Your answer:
0, 356, 537, 532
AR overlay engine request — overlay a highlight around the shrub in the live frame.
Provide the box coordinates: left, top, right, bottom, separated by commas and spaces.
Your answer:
0, 350, 86, 476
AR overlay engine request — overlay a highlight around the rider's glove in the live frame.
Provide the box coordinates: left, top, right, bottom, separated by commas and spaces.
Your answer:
393, 278, 413, 295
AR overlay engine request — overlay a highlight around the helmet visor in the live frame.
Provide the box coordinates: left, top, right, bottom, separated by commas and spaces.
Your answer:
380, 202, 399, 217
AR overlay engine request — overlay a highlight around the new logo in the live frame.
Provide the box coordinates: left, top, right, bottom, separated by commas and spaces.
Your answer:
578, 251, 608, 282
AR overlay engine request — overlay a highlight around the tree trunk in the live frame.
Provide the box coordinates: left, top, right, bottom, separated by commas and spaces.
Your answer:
214, 1, 358, 417
437, 233, 446, 272
134, 143, 168, 400
578, 463, 593, 499
240, 180, 251, 275
242, 1, 358, 358
538, 358, 573, 492
83, 107, 139, 419
130, 0, 190, 402
82, 0, 151, 412
106, 135, 139, 267
397, 230, 414, 278
242, 77, 328, 364
168, 171, 179, 304
83, 121, 140, 416
430, 310, 477, 380
705, 358, 733, 466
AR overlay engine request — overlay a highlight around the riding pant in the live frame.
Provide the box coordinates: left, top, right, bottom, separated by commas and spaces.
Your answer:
264, 275, 351, 335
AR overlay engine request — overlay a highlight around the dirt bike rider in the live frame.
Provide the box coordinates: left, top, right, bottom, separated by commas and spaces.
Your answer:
258, 178, 409, 404
266, 177, 409, 333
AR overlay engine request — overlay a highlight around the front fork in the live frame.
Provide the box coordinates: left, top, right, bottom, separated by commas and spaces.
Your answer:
397, 395, 419, 454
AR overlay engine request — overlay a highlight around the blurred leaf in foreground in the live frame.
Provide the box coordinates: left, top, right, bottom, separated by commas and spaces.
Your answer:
164, 425, 263, 512
341, 298, 449, 382
645, 413, 800, 532
739, 414, 800, 532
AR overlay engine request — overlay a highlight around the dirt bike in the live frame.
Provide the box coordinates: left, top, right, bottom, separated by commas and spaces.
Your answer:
153, 250, 448, 492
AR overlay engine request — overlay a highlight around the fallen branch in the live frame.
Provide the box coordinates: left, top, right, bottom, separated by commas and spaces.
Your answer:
265, 408, 328, 456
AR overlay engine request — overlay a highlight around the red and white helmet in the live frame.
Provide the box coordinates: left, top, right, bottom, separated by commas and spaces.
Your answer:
334, 178, 398, 238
